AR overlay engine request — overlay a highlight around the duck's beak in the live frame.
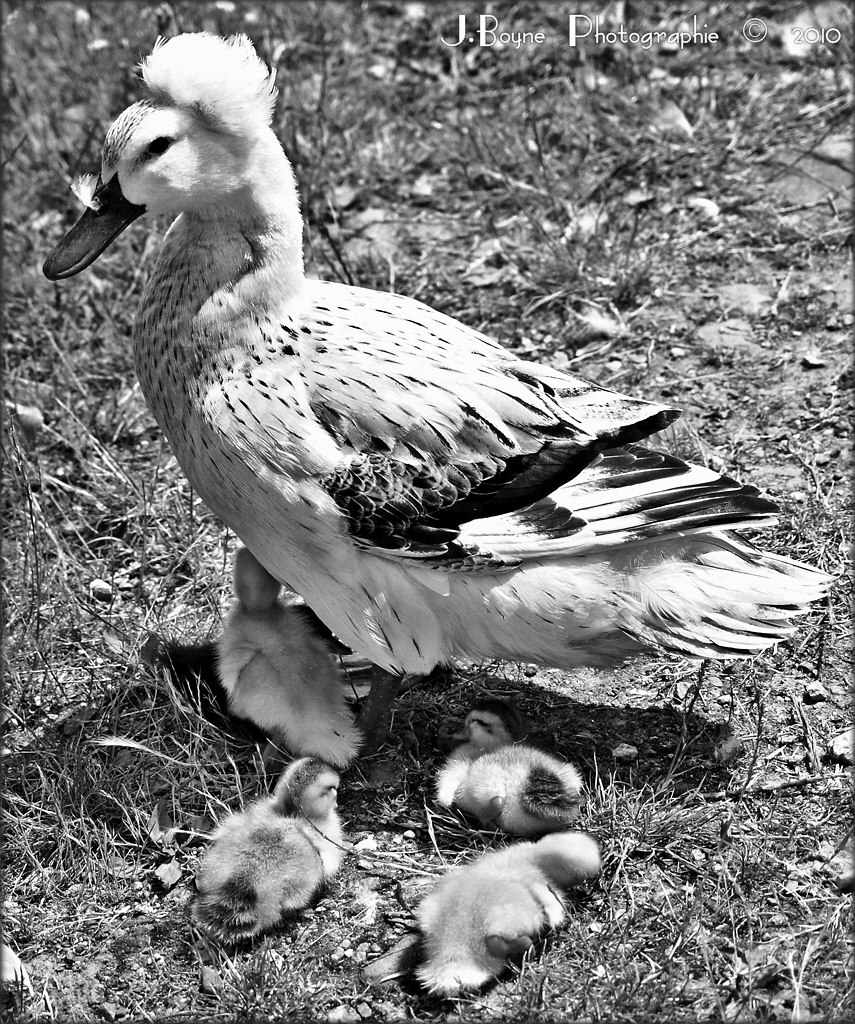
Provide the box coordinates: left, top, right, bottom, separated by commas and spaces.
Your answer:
43, 175, 145, 280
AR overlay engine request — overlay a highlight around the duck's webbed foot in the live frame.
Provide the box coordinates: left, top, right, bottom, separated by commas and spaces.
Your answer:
356, 666, 401, 756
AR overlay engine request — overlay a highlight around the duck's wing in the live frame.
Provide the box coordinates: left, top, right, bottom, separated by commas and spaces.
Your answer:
213, 283, 770, 568
290, 285, 680, 562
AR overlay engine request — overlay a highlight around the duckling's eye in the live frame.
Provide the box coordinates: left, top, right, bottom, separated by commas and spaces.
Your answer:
146, 137, 173, 156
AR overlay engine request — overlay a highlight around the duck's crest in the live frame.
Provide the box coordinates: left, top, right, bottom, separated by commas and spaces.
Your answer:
140, 33, 277, 134
70, 173, 100, 211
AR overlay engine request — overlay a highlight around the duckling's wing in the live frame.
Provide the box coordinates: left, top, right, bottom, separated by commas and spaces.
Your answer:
519, 761, 582, 817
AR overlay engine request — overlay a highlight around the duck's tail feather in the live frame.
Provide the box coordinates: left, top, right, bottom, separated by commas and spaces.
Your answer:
617, 533, 831, 659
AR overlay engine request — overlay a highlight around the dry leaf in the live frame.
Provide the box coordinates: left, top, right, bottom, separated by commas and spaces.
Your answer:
652, 100, 694, 139
687, 197, 721, 221
468, 265, 505, 287
801, 346, 827, 369
154, 857, 182, 889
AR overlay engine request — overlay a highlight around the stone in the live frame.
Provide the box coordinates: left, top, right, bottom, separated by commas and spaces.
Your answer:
828, 727, 854, 765
802, 680, 828, 703
612, 743, 638, 763
199, 966, 222, 995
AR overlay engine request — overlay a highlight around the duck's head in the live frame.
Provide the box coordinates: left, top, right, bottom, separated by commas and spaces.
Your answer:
44, 33, 280, 280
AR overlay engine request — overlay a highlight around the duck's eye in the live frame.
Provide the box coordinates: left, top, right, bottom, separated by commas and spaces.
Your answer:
146, 137, 172, 155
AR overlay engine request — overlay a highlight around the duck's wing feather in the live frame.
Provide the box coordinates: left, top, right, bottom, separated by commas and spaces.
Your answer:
462, 444, 780, 563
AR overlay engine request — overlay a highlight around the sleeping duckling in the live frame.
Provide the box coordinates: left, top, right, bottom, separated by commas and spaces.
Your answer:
192, 757, 344, 943
443, 697, 527, 761
436, 698, 583, 834
218, 546, 362, 768
416, 831, 600, 997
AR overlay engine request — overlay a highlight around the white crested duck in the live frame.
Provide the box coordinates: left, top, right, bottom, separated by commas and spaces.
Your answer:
44, 33, 831, 752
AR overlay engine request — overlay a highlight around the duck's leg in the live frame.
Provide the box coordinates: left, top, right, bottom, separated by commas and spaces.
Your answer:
357, 666, 401, 756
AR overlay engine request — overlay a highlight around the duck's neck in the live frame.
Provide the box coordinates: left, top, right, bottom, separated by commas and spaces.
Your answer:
183, 130, 306, 308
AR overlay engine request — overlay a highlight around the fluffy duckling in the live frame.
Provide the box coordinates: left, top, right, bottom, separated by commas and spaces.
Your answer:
218, 546, 362, 768
416, 831, 600, 997
436, 745, 583, 835
193, 757, 344, 943
45, 34, 831, 752
436, 700, 583, 834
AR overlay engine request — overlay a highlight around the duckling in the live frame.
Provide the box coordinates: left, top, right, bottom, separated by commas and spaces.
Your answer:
436, 699, 582, 834
436, 743, 583, 835
444, 697, 527, 761
192, 757, 343, 943
218, 546, 362, 768
44, 33, 832, 752
416, 831, 600, 997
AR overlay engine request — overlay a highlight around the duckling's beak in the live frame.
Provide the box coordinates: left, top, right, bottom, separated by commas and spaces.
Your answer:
43, 175, 145, 280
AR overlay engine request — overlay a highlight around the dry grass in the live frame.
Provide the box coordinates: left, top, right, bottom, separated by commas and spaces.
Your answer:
3, 2, 853, 1021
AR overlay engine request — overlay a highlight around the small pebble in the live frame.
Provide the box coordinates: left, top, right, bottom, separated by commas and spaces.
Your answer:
612, 743, 638, 763
802, 680, 828, 704
10, 403, 44, 445
835, 868, 854, 893
89, 579, 113, 602
828, 727, 854, 765
199, 966, 222, 995
328, 1007, 360, 1024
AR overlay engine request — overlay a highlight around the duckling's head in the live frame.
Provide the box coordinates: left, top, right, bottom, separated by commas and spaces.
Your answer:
44, 33, 289, 280
272, 757, 340, 819
233, 546, 281, 614
455, 698, 527, 753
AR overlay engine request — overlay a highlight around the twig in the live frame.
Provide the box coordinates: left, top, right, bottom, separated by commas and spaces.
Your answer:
731, 684, 765, 806
792, 695, 823, 775
700, 773, 831, 801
